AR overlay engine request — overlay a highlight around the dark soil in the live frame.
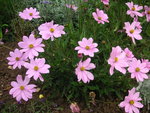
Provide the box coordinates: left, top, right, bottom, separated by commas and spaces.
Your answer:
0, 42, 149, 113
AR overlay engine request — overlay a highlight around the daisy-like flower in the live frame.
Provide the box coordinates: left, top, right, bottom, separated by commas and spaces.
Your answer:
128, 58, 149, 82
18, 34, 45, 59
119, 87, 143, 113
124, 48, 134, 62
144, 6, 150, 22
9, 75, 36, 101
38, 21, 65, 41
101, 0, 109, 5
19, 7, 40, 20
25, 58, 51, 81
142, 59, 150, 70
65, 4, 78, 11
7, 48, 27, 69
107, 46, 128, 75
124, 21, 142, 44
75, 38, 99, 57
126, 2, 143, 18
75, 58, 96, 83
92, 8, 109, 24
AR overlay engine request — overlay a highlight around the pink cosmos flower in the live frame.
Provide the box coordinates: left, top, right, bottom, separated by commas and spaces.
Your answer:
18, 34, 45, 59
124, 48, 134, 62
38, 21, 66, 41
107, 46, 128, 75
7, 48, 27, 69
142, 59, 150, 70
19, 7, 40, 20
75, 58, 96, 83
128, 58, 149, 82
92, 8, 109, 24
124, 21, 142, 44
119, 87, 143, 113
126, 2, 143, 18
65, 4, 78, 11
70, 102, 80, 113
9, 75, 36, 101
75, 38, 99, 57
101, 0, 109, 5
25, 58, 51, 81
144, 6, 150, 22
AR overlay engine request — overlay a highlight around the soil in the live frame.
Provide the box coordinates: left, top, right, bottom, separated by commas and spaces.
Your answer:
0, 42, 149, 113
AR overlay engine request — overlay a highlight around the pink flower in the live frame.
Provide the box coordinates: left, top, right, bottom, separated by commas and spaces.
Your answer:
128, 58, 149, 82
144, 6, 150, 22
101, 0, 109, 5
38, 21, 66, 41
142, 59, 150, 70
107, 46, 128, 75
75, 58, 96, 83
124, 48, 134, 62
18, 34, 45, 59
92, 8, 109, 24
75, 38, 99, 57
7, 48, 27, 69
19, 7, 40, 20
123, 21, 142, 44
126, 2, 143, 18
119, 87, 143, 113
65, 4, 78, 11
25, 58, 51, 81
9, 75, 36, 101
70, 102, 80, 113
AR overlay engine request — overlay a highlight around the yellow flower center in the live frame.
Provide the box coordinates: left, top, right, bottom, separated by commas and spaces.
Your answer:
20, 86, 25, 90
29, 13, 33, 16
132, 7, 135, 11
50, 28, 55, 33
39, 94, 44, 99
98, 17, 102, 20
135, 67, 140, 72
129, 100, 134, 105
34, 66, 39, 71
148, 11, 150, 14
114, 57, 118, 62
80, 67, 85, 71
130, 29, 134, 34
85, 46, 90, 50
29, 44, 34, 48
15, 57, 20, 61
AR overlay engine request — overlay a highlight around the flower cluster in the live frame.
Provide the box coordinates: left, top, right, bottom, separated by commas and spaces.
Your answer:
108, 46, 150, 82
75, 38, 99, 83
124, 2, 150, 44
7, 1, 150, 113
108, 46, 150, 112
8, 7, 66, 102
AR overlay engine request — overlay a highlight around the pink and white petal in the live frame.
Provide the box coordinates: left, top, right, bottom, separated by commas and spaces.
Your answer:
11, 81, 18, 87
9, 87, 18, 95
16, 94, 22, 102
85, 71, 94, 80
86, 63, 96, 70
134, 102, 143, 108
17, 75, 23, 83
21, 92, 28, 101
132, 106, 139, 113
109, 66, 114, 75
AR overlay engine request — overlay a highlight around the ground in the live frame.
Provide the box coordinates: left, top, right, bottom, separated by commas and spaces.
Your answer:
0, 42, 148, 113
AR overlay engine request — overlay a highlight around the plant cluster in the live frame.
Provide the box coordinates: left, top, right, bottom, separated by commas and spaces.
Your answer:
5, 0, 150, 113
